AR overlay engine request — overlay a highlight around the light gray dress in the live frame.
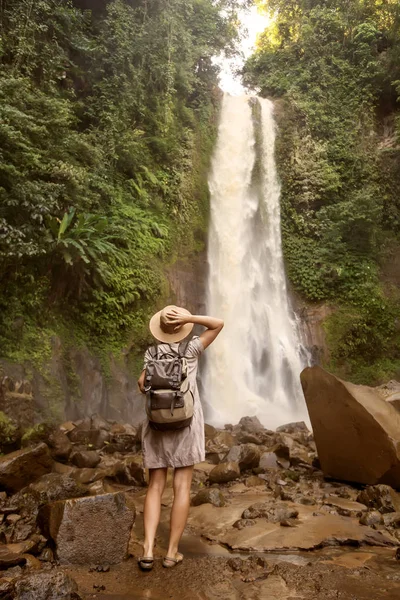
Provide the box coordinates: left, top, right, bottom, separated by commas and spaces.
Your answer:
141, 336, 205, 469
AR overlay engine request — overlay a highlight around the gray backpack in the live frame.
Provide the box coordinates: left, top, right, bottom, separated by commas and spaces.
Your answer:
144, 342, 194, 431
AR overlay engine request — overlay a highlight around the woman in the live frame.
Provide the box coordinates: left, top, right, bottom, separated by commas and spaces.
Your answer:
137, 305, 223, 570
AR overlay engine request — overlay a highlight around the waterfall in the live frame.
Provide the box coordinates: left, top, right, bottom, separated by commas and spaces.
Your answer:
204, 94, 309, 429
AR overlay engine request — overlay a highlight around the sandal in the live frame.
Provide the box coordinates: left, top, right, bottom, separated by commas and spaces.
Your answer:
138, 556, 154, 571
162, 552, 183, 568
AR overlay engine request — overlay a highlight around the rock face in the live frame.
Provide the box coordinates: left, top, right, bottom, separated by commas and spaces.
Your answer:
14, 571, 82, 600
301, 366, 400, 488
39, 492, 135, 564
0, 443, 53, 493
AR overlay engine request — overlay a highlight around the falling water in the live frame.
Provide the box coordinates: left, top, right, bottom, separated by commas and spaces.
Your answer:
205, 94, 309, 429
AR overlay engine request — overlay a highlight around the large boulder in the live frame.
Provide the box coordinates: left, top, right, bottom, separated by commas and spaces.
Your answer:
209, 462, 240, 484
0, 444, 53, 493
301, 366, 400, 488
14, 571, 82, 600
39, 492, 135, 564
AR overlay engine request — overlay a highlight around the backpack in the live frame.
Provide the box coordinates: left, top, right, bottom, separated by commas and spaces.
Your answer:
144, 342, 194, 431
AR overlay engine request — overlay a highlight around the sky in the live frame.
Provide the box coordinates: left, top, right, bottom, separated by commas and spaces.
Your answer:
216, 5, 270, 95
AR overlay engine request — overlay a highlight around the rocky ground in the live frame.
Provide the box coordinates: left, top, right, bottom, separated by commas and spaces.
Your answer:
0, 412, 399, 599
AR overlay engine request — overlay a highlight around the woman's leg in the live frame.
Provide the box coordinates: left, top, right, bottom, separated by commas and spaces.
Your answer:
143, 467, 168, 557
165, 465, 194, 559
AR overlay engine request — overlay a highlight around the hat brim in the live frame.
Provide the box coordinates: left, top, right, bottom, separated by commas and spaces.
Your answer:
149, 306, 194, 343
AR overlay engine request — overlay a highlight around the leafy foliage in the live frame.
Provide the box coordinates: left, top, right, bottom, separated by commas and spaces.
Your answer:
0, 0, 241, 364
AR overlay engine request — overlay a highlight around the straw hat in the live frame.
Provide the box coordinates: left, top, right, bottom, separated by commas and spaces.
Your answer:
149, 305, 193, 343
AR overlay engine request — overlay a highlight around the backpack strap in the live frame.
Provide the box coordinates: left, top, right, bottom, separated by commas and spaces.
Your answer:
147, 340, 190, 361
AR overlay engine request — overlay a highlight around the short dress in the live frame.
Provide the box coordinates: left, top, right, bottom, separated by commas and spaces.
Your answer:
141, 336, 206, 469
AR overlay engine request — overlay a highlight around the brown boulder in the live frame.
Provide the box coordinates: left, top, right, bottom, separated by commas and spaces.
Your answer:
209, 462, 240, 484
39, 492, 135, 564
301, 366, 400, 488
0, 444, 53, 493
47, 431, 72, 462
70, 450, 100, 469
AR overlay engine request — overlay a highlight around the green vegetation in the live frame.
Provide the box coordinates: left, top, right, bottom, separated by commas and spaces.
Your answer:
0, 0, 241, 387
0, 411, 19, 452
245, 0, 400, 383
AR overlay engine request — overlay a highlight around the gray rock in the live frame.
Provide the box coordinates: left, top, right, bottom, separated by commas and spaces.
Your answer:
239, 416, 264, 434
70, 450, 100, 469
14, 571, 82, 600
242, 502, 298, 522
357, 485, 400, 514
209, 462, 240, 484
226, 444, 260, 471
191, 488, 226, 507
39, 492, 135, 564
0, 444, 53, 493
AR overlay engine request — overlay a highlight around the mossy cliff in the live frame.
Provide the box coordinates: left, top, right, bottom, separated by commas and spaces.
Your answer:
0, 0, 236, 423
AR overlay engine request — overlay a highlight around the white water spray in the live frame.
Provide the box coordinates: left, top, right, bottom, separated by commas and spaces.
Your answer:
205, 94, 309, 429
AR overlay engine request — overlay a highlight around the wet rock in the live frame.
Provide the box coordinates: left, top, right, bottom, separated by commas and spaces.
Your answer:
0, 444, 53, 493
71, 468, 105, 485
70, 450, 100, 469
232, 519, 256, 530
357, 485, 400, 513
39, 492, 135, 564
68, 428, 110, 450
0, 547, 26, 569
242, 502, 298, 523
191, 488, 226, 507
258, 446, 290, 471
297, 496, 316, 506
205, 431, 235, 463
118, 456, 146, 486
209, 462, 240, 484
226, 444, 260, 471
359, 511, 383, 527
14, 571, 82, 599
322, 496, 367, 517
245, 476, 265, 487
383, 512, 400, 528
47, 431, 72, 462
301, 366, 400, 487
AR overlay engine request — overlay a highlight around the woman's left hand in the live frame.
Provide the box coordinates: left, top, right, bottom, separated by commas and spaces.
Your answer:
165, 308, 189, 330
